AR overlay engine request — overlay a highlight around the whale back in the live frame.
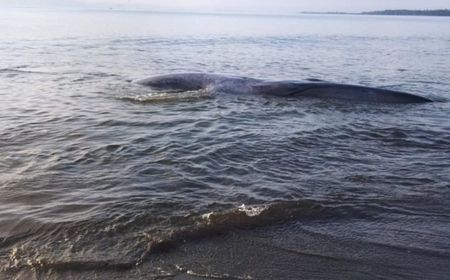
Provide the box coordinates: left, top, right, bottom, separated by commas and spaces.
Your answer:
136, 73, 215, 91
251, 81, 313, 96
252, 81, 432, 103
292, 83, 433, 103
136, 73, 432, 103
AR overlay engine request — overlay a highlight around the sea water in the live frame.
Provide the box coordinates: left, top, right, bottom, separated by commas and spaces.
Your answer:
1, 8, 449, 279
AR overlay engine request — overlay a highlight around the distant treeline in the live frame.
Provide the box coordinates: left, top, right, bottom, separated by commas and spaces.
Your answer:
362, 9, 450, 16
301, 9, 450, 17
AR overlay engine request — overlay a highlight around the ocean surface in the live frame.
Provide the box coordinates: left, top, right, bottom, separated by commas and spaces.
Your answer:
1, 8, 450, 279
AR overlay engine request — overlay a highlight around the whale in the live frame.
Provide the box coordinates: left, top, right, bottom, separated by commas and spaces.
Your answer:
136, 73, 432, 103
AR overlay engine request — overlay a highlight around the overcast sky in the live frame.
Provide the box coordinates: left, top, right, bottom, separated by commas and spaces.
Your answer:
1, 0, 448, 13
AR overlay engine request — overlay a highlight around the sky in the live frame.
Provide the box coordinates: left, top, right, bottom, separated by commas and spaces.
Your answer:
0, 0, 448, 13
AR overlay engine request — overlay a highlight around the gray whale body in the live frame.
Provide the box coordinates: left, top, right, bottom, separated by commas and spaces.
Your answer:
136, 73, 432, 103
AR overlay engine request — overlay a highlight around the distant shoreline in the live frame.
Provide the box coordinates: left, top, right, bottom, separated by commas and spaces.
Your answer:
301, 9, 450, 17
3, 7, 450, 18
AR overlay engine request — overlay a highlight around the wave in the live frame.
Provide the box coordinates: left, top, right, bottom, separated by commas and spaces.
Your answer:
0, 200, 361, 273
0, 67, 48, 75
116, 89, 213, 103
2, 198, 445, 276
176, 264, 253, 280
133, 200, 377, 267
0, 66, 123, 80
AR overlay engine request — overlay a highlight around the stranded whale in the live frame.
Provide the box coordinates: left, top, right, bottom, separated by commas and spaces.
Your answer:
136, 73, 432, 103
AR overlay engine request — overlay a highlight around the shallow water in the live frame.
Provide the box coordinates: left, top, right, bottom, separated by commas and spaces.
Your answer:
1, 9, 450, 279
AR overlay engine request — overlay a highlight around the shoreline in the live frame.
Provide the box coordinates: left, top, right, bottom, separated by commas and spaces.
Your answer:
3, 7, 450, 18
300, 9, 450, 17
